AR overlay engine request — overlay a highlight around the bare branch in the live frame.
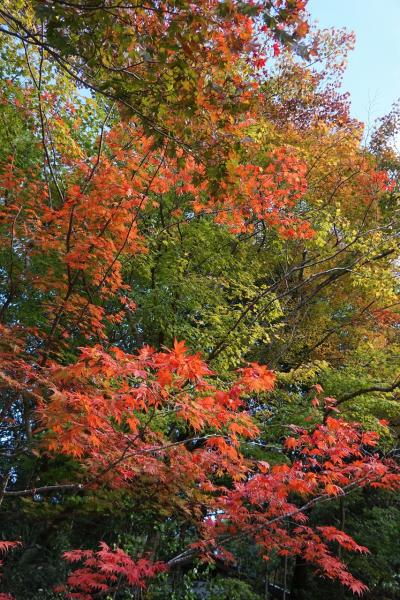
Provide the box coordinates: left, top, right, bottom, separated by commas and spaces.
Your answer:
337, 377, 400, 405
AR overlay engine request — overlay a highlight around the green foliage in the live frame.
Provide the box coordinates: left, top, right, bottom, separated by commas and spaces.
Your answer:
206, 577, 263, 600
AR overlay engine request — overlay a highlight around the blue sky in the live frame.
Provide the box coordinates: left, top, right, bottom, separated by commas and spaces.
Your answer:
308, 0, 400, 131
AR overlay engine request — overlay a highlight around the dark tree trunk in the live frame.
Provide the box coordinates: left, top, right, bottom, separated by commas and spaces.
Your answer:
291, 555, 309, 600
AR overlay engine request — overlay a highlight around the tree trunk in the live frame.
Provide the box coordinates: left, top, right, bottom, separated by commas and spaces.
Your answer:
291, 555, 309, 600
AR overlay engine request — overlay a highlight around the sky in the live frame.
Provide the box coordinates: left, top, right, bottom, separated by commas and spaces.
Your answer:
308, 0, 400, 133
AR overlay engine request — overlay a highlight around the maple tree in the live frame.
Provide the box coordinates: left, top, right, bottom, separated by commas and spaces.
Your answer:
0, 0, 309, 157
0, 2, 399, 600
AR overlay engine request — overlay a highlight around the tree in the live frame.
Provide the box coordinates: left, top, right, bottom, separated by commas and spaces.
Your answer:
0, 4, 399, 600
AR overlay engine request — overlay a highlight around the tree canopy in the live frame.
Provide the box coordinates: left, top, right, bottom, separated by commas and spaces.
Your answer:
0, 2, 399, 599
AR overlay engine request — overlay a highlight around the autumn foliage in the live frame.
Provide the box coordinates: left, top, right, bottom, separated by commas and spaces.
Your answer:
0, 1, 399, 599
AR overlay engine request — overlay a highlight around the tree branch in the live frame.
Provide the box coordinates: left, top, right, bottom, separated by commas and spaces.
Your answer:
336, 377, 400, 405
3, 483, 83, 497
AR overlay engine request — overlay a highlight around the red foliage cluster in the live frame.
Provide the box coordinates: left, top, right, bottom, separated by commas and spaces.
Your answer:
55, 542, 166, 600
201, 417, 399, 594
